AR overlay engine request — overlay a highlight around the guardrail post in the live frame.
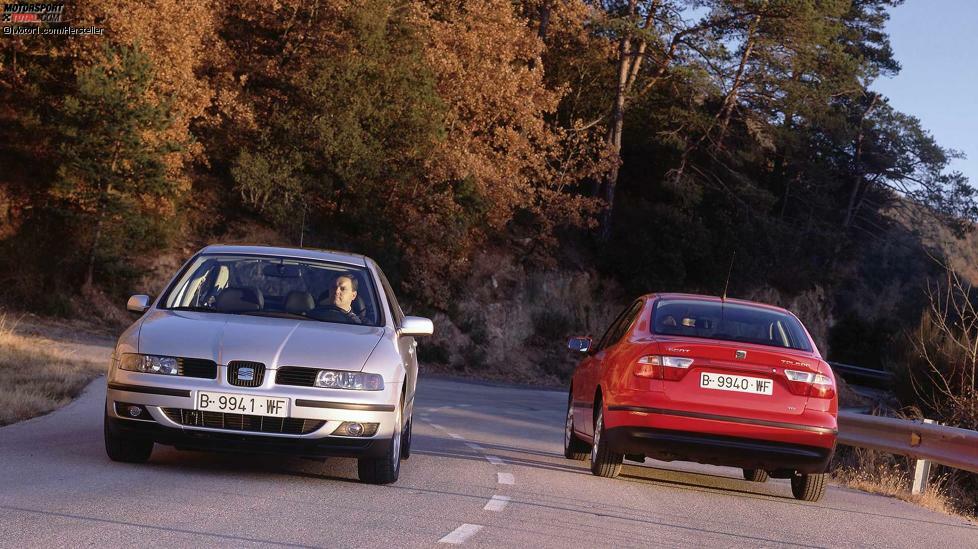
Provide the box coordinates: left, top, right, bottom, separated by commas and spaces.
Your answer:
911, 419, 936, 495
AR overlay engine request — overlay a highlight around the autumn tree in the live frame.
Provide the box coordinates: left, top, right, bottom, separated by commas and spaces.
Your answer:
53, 43, 182, 289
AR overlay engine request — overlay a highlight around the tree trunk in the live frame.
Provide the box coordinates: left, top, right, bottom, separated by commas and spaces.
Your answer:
715, 9, 763, 147
85, 149, 119, 290
843, 92, 880, 230
84, 182, 111, 290
597, 11, 635, 240
538, 1, 552, 41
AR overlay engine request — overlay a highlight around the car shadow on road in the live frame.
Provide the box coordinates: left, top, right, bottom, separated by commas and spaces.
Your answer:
145, 447, 364, 485
411, 448, 592, 476
615, 465, 978, 530
417, 434, 978, 532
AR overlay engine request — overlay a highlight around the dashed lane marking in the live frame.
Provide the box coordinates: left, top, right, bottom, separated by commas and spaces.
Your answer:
465, 442, 485, 451
438, 524, 484, 545
485, 455, 504, 465
447, 433, 464, 440
483, 495, 510, 512
497, 472, 514, 485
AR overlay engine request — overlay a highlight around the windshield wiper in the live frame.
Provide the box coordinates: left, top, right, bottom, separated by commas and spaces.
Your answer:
169, 306, 218, 313
239, 311, 314, 321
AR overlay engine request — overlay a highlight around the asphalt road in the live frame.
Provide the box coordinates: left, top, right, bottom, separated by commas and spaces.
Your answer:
1, 376, 975, 548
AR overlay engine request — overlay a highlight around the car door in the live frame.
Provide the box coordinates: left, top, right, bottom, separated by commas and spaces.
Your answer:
576, 300, 643, 437
376, 268, 417, 416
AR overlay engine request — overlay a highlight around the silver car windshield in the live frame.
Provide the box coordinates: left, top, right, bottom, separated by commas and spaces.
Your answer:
160, 254, 382, 327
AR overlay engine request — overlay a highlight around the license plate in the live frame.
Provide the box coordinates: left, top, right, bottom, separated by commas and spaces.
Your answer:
196, 391, 290, 417
699, 372, 773, 395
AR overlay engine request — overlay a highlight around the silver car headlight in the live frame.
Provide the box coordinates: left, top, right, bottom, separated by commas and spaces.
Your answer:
119, 353, 179, 375
314, 370, 384, 391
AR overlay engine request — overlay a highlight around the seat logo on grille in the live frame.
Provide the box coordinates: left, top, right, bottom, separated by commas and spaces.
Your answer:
735, 350, 747, 360
238, 367, 255, 381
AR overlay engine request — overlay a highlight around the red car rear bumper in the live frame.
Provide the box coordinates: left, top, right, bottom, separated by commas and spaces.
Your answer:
604, 406, 837, 474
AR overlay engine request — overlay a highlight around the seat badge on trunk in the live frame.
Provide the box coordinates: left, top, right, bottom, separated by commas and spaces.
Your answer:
735, 350, 747, 360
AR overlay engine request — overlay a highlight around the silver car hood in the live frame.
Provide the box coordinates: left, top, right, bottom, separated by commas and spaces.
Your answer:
137, 310, 385, 371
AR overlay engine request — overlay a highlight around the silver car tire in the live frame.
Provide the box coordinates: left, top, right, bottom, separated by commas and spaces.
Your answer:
104, 409, 153, 463
357, 397, 402, 484
401, 417, 412, 460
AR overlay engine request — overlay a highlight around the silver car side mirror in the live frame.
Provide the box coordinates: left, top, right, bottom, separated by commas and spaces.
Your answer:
567, 336, 591, 353
399, 316, 434, 337
127, 294, 151, 313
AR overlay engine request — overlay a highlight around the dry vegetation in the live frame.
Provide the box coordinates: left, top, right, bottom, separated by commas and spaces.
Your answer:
831, 447, 966, 519
0, 315, 105, 426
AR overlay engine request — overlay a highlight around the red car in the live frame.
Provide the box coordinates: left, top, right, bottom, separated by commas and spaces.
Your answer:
564, 293, 837, 502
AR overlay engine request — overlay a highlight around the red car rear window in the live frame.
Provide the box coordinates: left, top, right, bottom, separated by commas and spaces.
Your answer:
651, 299, 813, 352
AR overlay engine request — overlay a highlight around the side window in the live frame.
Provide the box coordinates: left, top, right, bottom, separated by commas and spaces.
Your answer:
377, 269, 404, 327
610, 300, 644, 347
169, 261, 219, 308
595, 300, 643, 352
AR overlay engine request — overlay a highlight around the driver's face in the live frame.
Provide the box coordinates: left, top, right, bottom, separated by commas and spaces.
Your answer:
333, 277, 357, 311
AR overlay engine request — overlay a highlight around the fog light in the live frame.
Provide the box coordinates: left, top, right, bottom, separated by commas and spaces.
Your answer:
332, 421, 379, 437
115, 402, 150, 419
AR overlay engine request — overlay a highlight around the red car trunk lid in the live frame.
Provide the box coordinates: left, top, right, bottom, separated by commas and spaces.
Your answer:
655, 335, 819, 418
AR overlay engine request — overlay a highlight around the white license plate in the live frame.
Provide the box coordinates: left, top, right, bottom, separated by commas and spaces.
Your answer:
196, 391, 290, 417
699, 372, 773, 395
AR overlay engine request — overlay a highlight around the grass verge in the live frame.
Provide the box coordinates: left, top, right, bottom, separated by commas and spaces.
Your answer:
0, 315, 105, 426
831, 446, 973, 520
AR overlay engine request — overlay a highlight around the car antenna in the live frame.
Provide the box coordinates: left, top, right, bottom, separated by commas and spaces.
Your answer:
298, 203, 306, 248
721, 250, 736, 302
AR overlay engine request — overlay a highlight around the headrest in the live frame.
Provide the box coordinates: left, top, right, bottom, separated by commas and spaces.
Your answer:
215, 287, 264, 312
317, 290, 334, 306
285, 291, 315, 314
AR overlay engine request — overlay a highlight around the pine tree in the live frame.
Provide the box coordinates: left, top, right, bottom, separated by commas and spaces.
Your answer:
53, 43, 181, 289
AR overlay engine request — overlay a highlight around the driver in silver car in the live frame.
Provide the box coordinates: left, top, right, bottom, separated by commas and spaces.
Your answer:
319, 273, 362, 324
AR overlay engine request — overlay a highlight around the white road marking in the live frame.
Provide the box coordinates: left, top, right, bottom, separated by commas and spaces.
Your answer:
497, 472, 514, 485
465, 442, 484, 451
447, 433, 464, 440
485, 455, 504, 465
438, 524, 483, 545
483, 495, 510, 512
429, 423, 445, 430
457, 404, 471, 407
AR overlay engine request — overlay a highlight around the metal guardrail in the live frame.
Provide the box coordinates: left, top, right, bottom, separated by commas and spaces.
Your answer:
829, 361, 894, 388
838, 411, 978, 474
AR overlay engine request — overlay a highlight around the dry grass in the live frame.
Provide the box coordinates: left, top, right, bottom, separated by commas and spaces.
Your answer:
831, 447, 969, 519
0, 315, 105, 426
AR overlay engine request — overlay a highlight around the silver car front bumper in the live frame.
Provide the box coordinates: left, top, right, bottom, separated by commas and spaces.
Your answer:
105, 368, 404, 457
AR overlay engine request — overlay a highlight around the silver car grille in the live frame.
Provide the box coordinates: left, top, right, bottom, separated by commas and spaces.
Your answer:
227, 361, 265, 387
162, 408, 323, 435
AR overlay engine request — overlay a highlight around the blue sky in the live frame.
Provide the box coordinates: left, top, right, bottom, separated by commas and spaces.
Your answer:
871, 0, 978, 188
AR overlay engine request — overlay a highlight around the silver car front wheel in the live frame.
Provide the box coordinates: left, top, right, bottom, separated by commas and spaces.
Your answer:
357, 397, 402, 485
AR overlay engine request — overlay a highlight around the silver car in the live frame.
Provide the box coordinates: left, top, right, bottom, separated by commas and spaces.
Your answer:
104, 245, 432, 484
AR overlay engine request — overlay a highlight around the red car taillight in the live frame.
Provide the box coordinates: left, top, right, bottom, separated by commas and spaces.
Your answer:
784, 369, 835, 399
635, 355, 693, 381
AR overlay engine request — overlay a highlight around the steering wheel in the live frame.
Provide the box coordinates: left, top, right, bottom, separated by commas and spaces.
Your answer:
312, 307, 353, 323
